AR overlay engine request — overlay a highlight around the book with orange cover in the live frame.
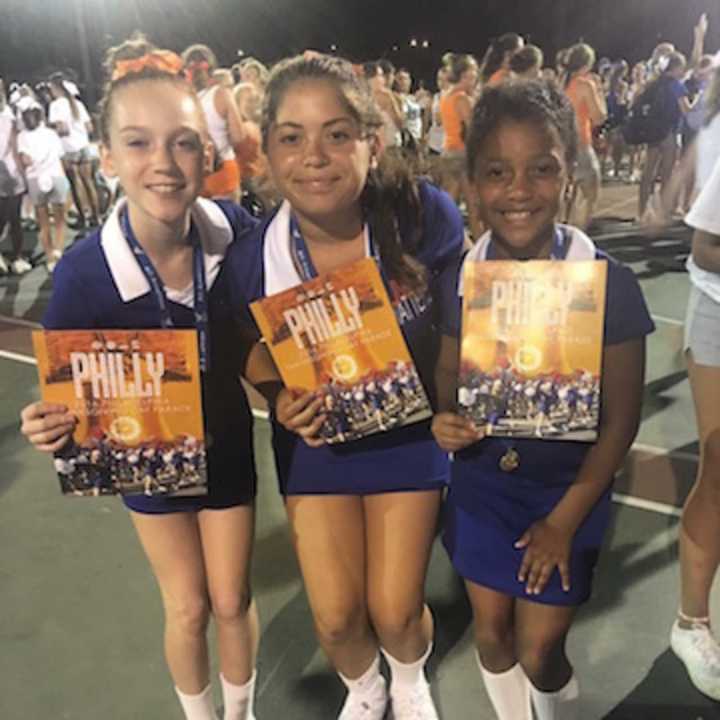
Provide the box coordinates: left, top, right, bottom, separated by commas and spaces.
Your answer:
460, 260, 607, 441
32, 329, 207, 496
250, 257, 432, 444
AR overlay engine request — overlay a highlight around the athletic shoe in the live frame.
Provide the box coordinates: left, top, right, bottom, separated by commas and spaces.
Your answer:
671, 619, 720, 700
46, 260, 58, 273
0, 254, 8, 274
390, 681, 439, 720
338, 676, 388, 720
11, 258, 32, 275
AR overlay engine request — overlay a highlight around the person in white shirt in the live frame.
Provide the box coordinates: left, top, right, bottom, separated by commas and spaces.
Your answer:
395, 70, 423, 146
671, 155, 720, 701
48, 73, 100, 227
0, 78, 31, 275
17, 106, 69, 271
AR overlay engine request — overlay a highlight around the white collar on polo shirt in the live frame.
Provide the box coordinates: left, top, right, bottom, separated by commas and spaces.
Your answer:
101, 197, 233, 304
263, 200, 371, 296
458, 224, 597, 296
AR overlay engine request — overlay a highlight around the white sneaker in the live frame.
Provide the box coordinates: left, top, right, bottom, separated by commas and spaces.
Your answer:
390, 681, 439, 720
0, 254, 7, 274
46, 260, 58, 273
671, 619, 720, 699
339, 675, 388, 720
11, 258, 32, 275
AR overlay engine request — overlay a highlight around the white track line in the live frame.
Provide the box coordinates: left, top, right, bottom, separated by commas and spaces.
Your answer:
650, 314, 685, 327
632, 441, 697, 462
0, 313, 42, 329
0, 349, 38, 366
612, 492, 682, 518
0, 349, 694, 517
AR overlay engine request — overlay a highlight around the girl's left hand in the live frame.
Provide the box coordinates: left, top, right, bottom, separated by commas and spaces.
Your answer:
515, 520, 573, 596
275, 388, 326, 448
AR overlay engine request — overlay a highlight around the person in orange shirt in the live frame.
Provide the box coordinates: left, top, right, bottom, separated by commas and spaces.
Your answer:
563, 44, 607, 229
480, 33, 525, 88
183, 44, 247, 203
439, 53, 483, 239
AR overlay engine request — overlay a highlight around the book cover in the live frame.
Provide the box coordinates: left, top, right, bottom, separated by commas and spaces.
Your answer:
459, 260, 608, 441
250, 257, 432, 444
32, 329, 207, 497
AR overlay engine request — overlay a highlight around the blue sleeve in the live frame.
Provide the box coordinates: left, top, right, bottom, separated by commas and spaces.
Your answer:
213, 199, 259, 237
671, 79, 688, 101
603, 258, 655, 345
418, 181, 465, 275
437, 253, 464, 337
42, 258, 98, 330
223, 225, 266, 334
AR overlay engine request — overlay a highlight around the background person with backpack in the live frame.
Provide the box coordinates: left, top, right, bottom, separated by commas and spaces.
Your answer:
632, 52, 695, 223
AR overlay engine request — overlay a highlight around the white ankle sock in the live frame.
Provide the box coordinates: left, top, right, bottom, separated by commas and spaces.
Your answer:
175, 684, 219, 720
530, 675, 580, 720
220, 671, 256, 720
477, 653, 532, 720
381, 643, 432, 696
339, 653, 383, 693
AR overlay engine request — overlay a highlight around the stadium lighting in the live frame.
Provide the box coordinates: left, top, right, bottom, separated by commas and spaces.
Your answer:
330, 44, 337, 51
422, 40, 430, 48
392, 45, 399, 52
410, 38, 418, 47
237, 49, 245, 57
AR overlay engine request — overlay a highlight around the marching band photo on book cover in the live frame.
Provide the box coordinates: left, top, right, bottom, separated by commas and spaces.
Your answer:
251, 257, 432, 444
460, 260, 608, 441
32, 329, 207, 497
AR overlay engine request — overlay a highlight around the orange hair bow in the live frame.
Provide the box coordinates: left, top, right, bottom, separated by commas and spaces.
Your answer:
112, 50, 185, 82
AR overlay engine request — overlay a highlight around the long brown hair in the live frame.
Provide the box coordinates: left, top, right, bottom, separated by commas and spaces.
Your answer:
262, 53, 427, 292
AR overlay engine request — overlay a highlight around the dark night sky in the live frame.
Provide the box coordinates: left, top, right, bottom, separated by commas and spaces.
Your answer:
2, 0, 719, 98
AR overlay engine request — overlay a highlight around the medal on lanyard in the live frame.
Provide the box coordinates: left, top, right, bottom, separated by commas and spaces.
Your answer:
488, 226, 567, 473
119, 207, 210, 373
499, 445, 520, 472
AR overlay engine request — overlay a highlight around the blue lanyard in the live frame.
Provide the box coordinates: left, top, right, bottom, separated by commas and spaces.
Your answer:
487, 226, 569, 261
120, 207, 210, 373
289, 214, 394, 293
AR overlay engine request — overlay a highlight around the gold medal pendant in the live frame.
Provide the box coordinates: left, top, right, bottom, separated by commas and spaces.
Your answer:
499, 447, 520, 472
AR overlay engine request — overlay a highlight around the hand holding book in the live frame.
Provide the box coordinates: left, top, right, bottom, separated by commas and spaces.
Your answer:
20, 401, 77, 454
431, 412, 485, 453
275, 388, 326, 448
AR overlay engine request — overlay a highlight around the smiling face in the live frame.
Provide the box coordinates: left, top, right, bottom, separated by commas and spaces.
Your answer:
265, 78, 373, 227
101, 79, 211, 239
471, 118, 568, 258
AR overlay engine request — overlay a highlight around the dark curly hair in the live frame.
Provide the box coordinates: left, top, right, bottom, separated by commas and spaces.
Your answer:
466, 79, 578, 179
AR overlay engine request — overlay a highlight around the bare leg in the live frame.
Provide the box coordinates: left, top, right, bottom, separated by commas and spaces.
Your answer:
286, 494, 377, 678
365, 490, 440, 661
680, 352, 720, 620
130, 511, 211, 693
199, 505, 258, 684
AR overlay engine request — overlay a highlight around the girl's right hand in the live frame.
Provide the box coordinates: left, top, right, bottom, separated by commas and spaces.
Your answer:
431, 412, 484, 452
20, 402, 76, 453
275, 389, 326, 448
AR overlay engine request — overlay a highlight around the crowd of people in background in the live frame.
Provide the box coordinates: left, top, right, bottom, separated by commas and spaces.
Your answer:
8, 11, 720, 720
3, 15, 720, 268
